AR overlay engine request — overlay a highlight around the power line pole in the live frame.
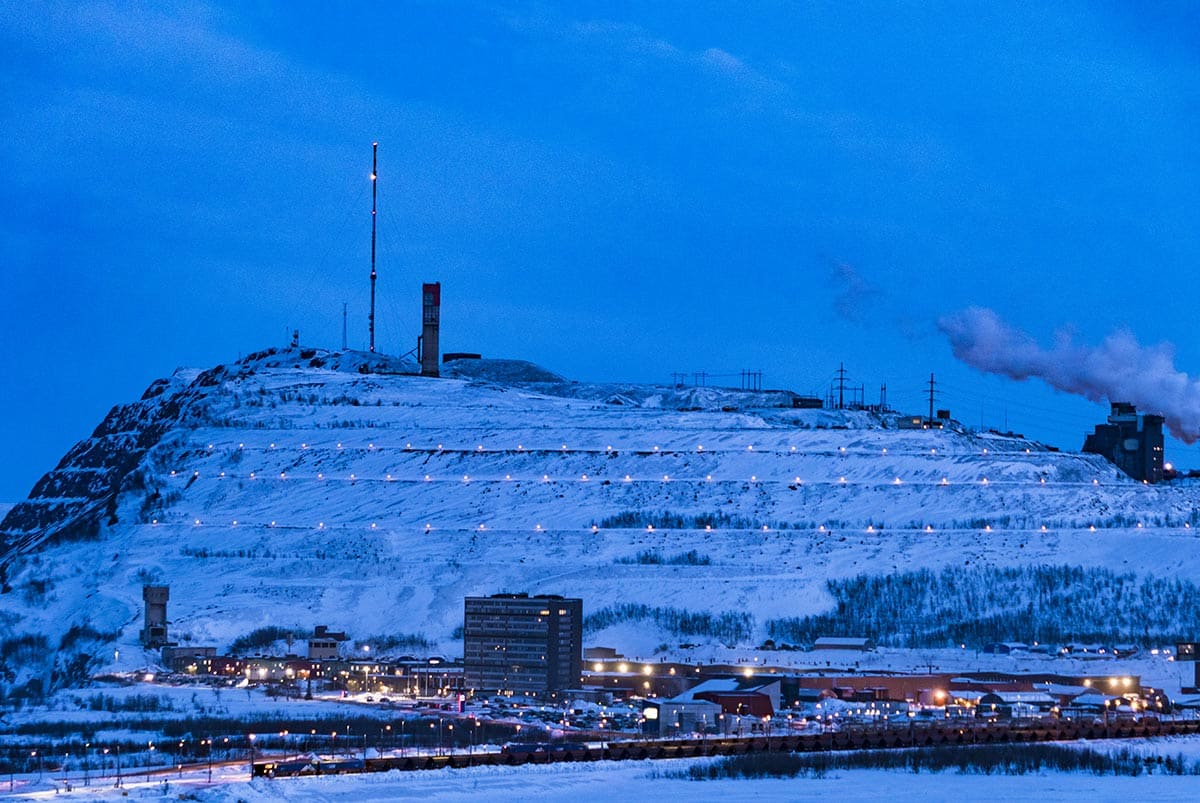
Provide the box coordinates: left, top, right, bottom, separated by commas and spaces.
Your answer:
837, 363, 848, 410
369, 142, 378, 354
927, 373, 936, 424
342, 302, 348, 350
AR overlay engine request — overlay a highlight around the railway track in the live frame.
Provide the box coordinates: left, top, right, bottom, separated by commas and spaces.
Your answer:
254, 717, 1200, 778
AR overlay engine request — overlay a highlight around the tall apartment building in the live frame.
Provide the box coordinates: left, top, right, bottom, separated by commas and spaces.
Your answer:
463, 594, 582, 696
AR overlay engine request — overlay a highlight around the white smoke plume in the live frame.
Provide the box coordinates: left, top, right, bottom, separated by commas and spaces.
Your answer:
939, 306, 1200, 443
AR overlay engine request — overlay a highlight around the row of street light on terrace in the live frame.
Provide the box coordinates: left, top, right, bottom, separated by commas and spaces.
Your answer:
168, 469, 1134, 488
149, 518, 1190, 534
197, 441, 1054, 458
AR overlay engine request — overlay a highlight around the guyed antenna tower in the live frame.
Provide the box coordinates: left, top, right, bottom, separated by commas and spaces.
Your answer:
368, 142, 378, 353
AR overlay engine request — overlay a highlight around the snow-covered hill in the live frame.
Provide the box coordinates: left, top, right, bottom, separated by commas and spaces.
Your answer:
3, 347, 1199, 687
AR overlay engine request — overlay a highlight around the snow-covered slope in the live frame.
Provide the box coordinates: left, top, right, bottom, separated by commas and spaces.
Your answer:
3, 347, 1199, 684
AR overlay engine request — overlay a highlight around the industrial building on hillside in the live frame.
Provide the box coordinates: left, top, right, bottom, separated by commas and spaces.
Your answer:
141, 585, 169, 647
420, 282, 440, 377
1082, 402, 1164, 483
463, 593, 582, 697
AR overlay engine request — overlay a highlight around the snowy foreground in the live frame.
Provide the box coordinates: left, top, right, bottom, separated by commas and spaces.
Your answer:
8, 736, 1200, 802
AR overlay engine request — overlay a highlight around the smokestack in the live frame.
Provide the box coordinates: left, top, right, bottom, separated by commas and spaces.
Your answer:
939, 307, 1200, 443
421, 282, 440, 377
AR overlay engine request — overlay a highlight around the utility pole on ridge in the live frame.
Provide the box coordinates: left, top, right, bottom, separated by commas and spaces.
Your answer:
927, 373, 936, 425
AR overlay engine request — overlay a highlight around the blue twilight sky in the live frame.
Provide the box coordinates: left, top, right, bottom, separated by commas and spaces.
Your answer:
2, 1, 1199, 501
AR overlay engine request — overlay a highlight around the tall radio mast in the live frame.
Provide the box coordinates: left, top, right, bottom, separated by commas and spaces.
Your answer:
369, 142, 378, 353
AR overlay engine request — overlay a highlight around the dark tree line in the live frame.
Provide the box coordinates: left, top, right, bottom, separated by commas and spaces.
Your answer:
768, 565, 1200, 647
585, 604, 753, 644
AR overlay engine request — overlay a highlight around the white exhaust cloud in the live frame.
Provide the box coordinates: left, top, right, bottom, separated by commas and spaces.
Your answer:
939, 306, 1200, 443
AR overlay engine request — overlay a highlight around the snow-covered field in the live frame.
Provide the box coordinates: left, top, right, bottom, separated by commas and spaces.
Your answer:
195, 758, 1200, 803
9, 738, 1200, 802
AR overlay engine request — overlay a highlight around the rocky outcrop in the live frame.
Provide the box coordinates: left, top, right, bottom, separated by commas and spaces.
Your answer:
0, 347, 419, 569
0, 373, 193, 565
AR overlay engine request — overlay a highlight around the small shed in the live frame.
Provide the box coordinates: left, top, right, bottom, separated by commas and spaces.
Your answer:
642, 699, 723, 737
978, 691, 1056, 719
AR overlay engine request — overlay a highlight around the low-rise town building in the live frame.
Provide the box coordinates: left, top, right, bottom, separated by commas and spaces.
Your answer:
308, 625, 349, 660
